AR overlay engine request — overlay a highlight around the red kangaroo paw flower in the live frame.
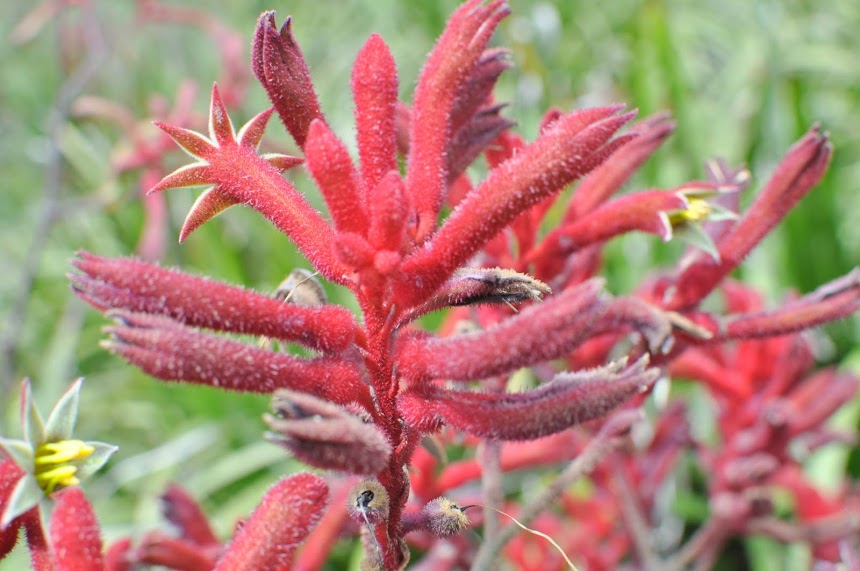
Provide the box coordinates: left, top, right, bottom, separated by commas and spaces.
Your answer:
160, 484, 219, 549
50, 487, 105, 571
450, 48, 510, 134
368, 170, 409, 252
151, 84, 346, 283
70, 252, 359, 353
352, 33, 399, 191
399, 356, 659, 439
103, 311, 371, 409
565, 112, 675, 220
396, 107, 635, 307
252, 12, 324, 148
447, 103, 515, 184
265, 390, 392, 475
717, 268, 860, 340
408, 0, 511, 242
667, 126, 832, 309
215, 473, 328, 571
133, 532, 215, 571
304, 119, 369, 235
396, 279, 607, 382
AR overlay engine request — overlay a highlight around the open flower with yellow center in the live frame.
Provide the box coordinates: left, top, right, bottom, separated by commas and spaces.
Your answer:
662, 181, 744, 260
0, 378, 116, 528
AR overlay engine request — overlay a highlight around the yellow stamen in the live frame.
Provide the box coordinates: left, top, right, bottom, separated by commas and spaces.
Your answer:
32, 440, 94, 493
668, 197, 712, 226
35, 465, 80, 494
34, 440, 94, 465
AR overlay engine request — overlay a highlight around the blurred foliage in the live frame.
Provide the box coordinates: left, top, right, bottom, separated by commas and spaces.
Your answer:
1, 0, 858, 568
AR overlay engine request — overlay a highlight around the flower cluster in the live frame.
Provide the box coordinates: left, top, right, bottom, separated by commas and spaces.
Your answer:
3, 1, 858, 569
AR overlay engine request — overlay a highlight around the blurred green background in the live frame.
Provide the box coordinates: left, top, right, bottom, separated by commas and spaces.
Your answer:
1, 0, 858, 568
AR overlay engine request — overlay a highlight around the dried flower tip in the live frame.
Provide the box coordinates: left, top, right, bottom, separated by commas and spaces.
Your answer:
348, 479, 390, 525
274, 269, 327, 306
404, 268, 551, 323
447, 268, 551, 307
421, 497, 471, 537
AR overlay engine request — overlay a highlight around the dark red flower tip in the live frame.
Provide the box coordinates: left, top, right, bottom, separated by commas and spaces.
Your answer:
252, 12, 324, 148
265, 390, 392, 475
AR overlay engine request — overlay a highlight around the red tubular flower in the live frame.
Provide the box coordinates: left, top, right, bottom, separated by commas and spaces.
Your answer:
252, 12, 323, 148
50, 487, 104, 571
215, 473, 328, 571
400, 357, 658, 439
304, 119, 369, 235
407, 0, 511, 242
352, 34, 399, 192
666, 126, 832, 309
396, 279, 607, 382
71, 252, 359, 353
102, 310, 371, 408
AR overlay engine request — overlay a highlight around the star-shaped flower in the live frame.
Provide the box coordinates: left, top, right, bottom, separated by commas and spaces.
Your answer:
0, 379, 117, 528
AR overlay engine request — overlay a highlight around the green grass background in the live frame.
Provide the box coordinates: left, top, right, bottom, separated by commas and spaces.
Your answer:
1, 0, 858, 569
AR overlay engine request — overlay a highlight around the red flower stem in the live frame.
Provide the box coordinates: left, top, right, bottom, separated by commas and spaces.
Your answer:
23, 510, 55, 571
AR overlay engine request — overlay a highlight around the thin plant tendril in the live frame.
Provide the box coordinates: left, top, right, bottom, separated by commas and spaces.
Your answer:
473, 504, 579, 570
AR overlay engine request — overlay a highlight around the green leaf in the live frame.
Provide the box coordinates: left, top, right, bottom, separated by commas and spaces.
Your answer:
73, 441, 119, 481
20, 379, 45, 446
1, 475, 42, 528
43, 378, 82, 442
0, 438, 34, 471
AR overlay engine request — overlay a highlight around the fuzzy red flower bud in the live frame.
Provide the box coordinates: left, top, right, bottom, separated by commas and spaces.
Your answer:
252, 12, 324, 148
265, 389, 392, 475
352, 34, 399, 191
50, 487, 105, 571
304, 119, 369, 235
215, 473, 328, 571
400, 356, 659, 439
396, 279, 606, 382
103, 311, 371, 408
71, 251, 359, 353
